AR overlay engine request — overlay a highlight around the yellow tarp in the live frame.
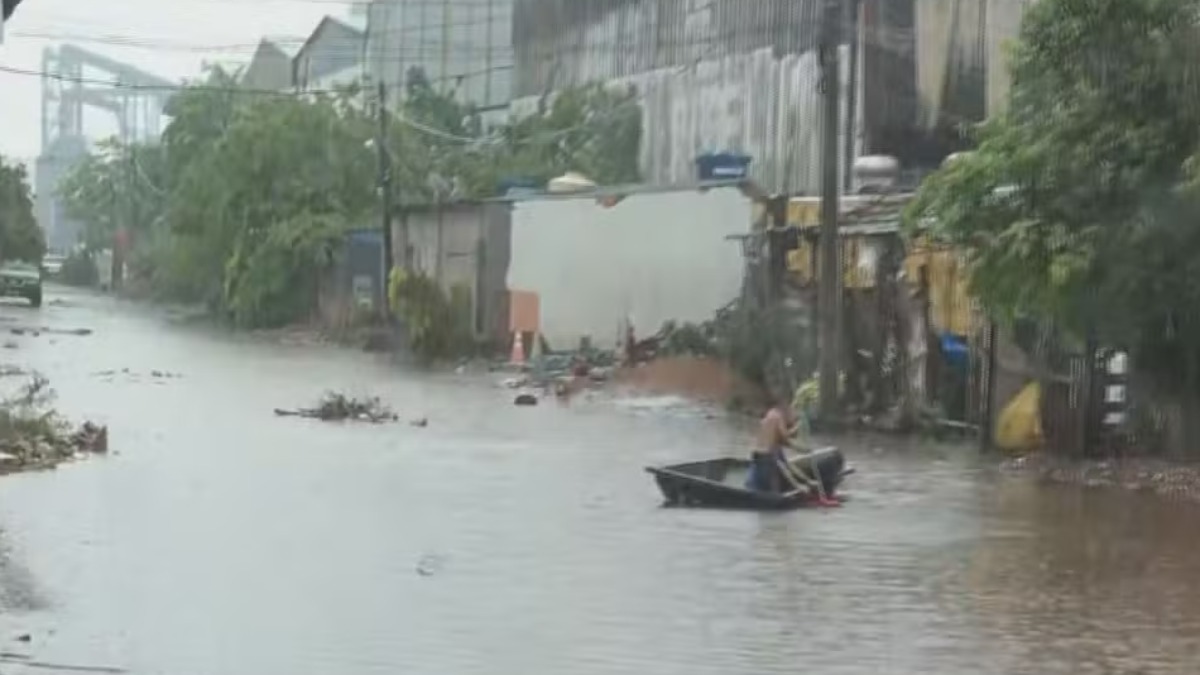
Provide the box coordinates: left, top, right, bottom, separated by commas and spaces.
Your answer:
903, 241, 977, 336
994, 381, 1044, 454
781, 201, 978, 332
786, 238, 876, 289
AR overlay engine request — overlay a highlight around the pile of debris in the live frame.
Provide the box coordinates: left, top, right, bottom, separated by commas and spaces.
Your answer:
275, 392, 399, 423
0, 375, 108, 475
1002, 453, 1200, 501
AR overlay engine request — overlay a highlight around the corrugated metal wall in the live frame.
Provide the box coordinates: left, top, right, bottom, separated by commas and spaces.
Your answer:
510, 0, 849, 195
914, 0, 988, 130
366, 0, 514, 118
363, 0, 1027, 194
393, 203, 513, 339
985, 0, 1031, 116
511, 43, 858, 195
512, 0, 822, 97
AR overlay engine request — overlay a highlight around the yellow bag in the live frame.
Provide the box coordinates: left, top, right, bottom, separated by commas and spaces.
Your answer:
994, 381, 1044, 453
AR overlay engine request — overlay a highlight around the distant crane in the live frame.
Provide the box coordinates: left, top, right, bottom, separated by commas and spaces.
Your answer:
36, 44, 175, 252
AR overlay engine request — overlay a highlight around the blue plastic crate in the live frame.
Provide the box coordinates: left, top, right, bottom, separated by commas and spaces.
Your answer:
695, 152, 752, 181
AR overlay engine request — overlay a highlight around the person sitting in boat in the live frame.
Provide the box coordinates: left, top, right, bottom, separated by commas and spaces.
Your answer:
748, 396, 801, 493
749, 395, 839, 506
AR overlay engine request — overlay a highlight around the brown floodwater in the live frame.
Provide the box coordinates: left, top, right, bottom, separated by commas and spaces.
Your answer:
0, 287, 1197, 674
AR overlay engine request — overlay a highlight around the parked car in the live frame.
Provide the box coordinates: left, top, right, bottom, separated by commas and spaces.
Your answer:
0, 261, 43, 308
41, 253, 66, 277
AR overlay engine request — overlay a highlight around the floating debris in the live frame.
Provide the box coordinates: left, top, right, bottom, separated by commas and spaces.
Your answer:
0, 365, 26, 378
1002, 453, 1200, 502
0, 654, 126, 673
416, 553, 446, 577
8, 326, 91, 337
0, 375, 109, 476
91, 369, 182, 381
275, 392, 398, 423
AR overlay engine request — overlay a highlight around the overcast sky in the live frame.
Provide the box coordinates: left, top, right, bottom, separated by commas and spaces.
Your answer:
0, 0, 348, 165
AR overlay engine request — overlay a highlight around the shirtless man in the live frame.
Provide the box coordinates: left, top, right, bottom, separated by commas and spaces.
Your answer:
751, 396, 801, 494
751, 396, 839, 506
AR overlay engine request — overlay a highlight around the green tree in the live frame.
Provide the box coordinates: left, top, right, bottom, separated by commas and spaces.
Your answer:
906, 0, 1200, 452
499, 83, 642, 187
0, 158, 46, 263
169, 92, 376, 325
162, 65, 244, 183
57, 139, 167, 251
51, 64, 643, 329
386, 72, 642, 201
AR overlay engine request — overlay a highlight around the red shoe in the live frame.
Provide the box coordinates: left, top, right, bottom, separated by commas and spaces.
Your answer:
815, 495, 841, 508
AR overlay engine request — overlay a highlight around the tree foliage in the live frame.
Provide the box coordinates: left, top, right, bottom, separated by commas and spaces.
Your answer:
0, 158, 46, 263
906, 0, 1200, 394
388, 69, 642, 201
55, 66, 643, 328
58, 139, 167, 250
387, 267, 473, 362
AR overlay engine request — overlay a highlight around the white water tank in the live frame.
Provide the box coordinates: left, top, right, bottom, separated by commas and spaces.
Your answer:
547, 172, 597, 193
853, 155, 899, 193
942, 152, 973, 168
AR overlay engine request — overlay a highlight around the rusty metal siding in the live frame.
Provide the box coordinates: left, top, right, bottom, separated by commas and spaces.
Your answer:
513, 0, 822, 97
510, 43, 857, 195
510, 0, 840, 194
914, 0, 988, 129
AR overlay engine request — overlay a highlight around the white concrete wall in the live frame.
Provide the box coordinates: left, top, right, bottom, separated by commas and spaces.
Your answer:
511, 44, 859, 196
506, 187, 751, 350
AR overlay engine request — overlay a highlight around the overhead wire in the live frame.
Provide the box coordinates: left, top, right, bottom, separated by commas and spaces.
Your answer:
8, 12, 922, 58
2, 13, 989, 153
0, 61, 639, 149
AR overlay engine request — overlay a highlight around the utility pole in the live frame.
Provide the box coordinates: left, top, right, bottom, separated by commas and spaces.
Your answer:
818, 0, 843, 420
376, 80, 395, 319
843, 0, 861, 192
117, 142, 134, 291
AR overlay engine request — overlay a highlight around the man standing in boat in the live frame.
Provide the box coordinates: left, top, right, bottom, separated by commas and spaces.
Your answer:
751, 396, 838, 506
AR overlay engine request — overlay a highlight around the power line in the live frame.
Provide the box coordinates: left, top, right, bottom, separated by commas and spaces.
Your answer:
0, 63, 321, 96
1, 60, 642, 148
11, 14, 903, 58
4, 14, 992, 154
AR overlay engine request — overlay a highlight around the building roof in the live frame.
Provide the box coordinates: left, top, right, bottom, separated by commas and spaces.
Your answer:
253, 38, 301, 61
489, 178, 768, 204
241, 38, 301, 89
2, 0, 21, 21
294, 15, 365, 62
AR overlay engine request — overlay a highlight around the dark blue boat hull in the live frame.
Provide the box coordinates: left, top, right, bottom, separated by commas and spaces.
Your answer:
645, 447, 850, 510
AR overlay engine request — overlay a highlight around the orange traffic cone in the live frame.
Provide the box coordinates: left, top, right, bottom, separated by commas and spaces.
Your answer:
510, 331, 526, 365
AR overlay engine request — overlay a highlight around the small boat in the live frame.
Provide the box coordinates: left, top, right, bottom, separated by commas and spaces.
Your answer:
645, 446, 853, 510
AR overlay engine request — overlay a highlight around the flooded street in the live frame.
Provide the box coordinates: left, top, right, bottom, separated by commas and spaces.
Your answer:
0, 288, 1198, 674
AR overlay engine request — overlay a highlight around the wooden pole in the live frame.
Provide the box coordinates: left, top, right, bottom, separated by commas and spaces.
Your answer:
818, 0, 843, 420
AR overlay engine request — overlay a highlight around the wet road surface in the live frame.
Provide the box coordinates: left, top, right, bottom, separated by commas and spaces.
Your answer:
0, 287, 1199, 674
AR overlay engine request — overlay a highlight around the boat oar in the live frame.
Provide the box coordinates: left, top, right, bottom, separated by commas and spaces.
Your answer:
776, 458, 812, 495
780, 456, 839, 508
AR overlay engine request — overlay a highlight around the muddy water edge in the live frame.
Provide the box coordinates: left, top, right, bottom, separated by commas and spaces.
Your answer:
0, 288, 1196, 674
